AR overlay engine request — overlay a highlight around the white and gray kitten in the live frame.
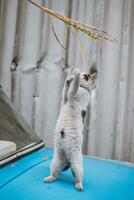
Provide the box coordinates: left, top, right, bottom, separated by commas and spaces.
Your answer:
44, 67, 97, 191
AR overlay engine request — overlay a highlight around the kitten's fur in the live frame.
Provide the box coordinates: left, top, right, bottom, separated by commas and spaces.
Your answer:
44, 68, 97, 191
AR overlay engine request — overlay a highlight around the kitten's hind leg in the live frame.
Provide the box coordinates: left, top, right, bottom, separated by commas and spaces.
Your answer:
44, 152, 67, 183
70, 151, 83, 191
44, 175, 57, 183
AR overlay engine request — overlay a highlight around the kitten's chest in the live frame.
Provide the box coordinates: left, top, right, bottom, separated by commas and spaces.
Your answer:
59, 103, 81, 122
56, 103, 83, 132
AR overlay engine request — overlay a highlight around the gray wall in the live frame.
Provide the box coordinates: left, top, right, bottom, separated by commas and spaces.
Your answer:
0, 0, 134, 163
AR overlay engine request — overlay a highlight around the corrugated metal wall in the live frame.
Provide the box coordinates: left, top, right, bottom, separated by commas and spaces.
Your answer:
0, 0, 134, 163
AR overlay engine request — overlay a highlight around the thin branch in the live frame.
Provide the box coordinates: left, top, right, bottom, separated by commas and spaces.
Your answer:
28, 0, 119, 43
50, 16, 66, 50
70, 28, 90, 68
77, 30, 90, 68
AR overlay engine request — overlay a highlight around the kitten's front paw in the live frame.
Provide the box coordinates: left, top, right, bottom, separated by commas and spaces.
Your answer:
66, 75, 74, 85
73, 68, 80, 75
43, 176, 57, 183
75, 182, 83, 191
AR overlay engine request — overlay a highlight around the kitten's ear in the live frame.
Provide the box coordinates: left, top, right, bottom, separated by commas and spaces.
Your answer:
90, 63, 98, 76
89, 64, 98, 86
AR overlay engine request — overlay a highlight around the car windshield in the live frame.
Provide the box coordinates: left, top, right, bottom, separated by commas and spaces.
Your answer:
0, 88, 43, 165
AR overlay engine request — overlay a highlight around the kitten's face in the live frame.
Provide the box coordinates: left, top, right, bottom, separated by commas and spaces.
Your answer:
80, 71, 97, 92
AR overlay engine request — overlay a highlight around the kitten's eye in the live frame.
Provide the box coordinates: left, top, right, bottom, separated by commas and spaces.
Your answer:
83, 74, 90, 81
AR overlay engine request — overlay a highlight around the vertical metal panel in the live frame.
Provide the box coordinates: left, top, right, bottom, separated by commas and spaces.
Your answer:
114, 0, 132, 162
0, 0, 134, 163
0, 0, 18, 98
92, 0, 123, 159
12, 0, 43, 126
32, 0, 69, 147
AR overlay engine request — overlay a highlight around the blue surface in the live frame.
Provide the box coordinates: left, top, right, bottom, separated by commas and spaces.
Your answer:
0, 148, 134, 200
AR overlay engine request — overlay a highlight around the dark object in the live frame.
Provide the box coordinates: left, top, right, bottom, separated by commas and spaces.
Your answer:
60, 129, 65, 138
90, 63, 98, 75
81, 110, 86, 123
62, 163, 70, 171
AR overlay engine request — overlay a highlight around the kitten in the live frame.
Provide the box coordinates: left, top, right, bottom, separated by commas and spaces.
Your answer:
44, 67, 97, 191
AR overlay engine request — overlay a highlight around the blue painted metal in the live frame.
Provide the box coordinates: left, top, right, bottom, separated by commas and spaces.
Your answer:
0, 148, 134, 200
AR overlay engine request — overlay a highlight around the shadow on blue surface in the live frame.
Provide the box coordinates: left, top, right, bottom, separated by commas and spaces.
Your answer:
0, 148, 134, 200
